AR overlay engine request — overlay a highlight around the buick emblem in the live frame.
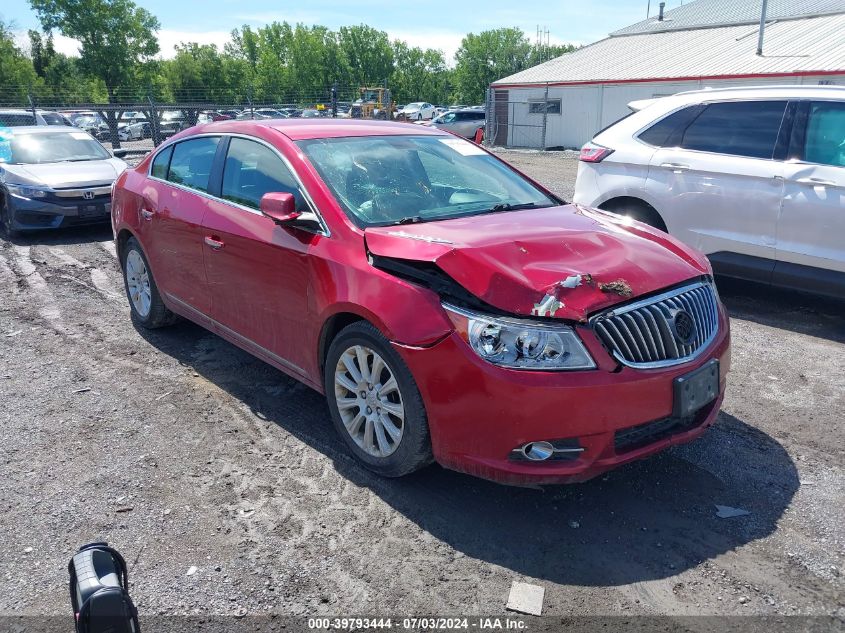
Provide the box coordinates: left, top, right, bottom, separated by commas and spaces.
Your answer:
671, 309, 697, 346
83, 190, 95, 200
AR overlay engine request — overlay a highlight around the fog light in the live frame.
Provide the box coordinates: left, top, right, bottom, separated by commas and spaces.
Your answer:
521, 441, 555, 461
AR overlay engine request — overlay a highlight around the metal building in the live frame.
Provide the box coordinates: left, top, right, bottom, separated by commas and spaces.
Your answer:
489, 0, 845, 149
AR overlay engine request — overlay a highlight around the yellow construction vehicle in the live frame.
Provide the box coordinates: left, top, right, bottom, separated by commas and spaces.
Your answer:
350, 87, 394, 120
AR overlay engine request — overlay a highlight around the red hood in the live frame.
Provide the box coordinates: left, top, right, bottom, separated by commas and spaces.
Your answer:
364, 204, 711, 322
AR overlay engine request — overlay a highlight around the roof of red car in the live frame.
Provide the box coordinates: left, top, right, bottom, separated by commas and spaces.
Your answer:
194, 118, 448, 141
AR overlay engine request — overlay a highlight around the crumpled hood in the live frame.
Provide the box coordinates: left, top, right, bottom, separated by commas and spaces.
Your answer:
3, 159, 125, 189
364, 204, 711, 321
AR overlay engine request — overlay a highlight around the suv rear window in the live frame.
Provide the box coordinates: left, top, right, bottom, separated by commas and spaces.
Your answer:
637, 106, 700, 147
679, 101, 787, 159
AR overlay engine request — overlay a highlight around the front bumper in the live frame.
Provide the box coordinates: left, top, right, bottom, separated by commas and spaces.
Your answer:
394, 310, 730, 485
7, 194, 112, 231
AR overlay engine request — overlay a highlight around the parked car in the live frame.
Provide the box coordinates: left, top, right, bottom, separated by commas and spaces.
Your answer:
158, 110, 187, 137
428, 108, 486, 139
0, 126, 127, 235
119, 120, 151, 141
0, 109, 48, 126
111, 119, 729, 485
254, 108, 288, 119
38, 110, 74, 126
400, 102, 436, 121
573, 85, 845, 299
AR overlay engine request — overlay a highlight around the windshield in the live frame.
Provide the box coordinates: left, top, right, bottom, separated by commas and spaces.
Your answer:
2, 130, 111, 164
297, 135, 558, 227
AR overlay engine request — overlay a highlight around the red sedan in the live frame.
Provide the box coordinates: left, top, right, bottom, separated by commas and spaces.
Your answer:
112, 119, 730, 485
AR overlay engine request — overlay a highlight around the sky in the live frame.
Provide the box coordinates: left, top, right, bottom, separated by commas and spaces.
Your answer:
2, 0, 685, 63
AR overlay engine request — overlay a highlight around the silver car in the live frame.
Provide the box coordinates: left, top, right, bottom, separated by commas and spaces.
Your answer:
0, 126, 127, 236
429, 108, 486, 139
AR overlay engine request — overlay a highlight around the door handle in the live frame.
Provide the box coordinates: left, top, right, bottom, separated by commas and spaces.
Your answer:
660, 162, 690, 173
140, 209, 154, 221
796, 177, 837, 187
204, 236, 224, 250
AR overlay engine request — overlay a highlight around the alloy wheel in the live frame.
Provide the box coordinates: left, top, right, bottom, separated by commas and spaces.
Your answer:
125, 249, 152, 317
334, 345, 405, 457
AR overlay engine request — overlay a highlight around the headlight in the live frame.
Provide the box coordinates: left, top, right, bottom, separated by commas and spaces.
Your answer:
7, 184, 50, 199
443, 304, 596, 371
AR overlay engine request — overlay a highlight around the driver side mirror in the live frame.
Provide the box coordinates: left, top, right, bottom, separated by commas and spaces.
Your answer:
112, 149, 128, 158
260, 192, 301, 226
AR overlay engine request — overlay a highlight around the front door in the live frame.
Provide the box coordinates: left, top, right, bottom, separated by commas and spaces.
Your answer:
202, 136, 316, 378
778, 100, 845, 290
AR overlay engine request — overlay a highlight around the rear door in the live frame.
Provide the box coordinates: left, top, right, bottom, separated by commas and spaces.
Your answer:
142, 136, 221, 317
201, 136, 317, 377
645, 100, 788, 282
777, 100, 845, 293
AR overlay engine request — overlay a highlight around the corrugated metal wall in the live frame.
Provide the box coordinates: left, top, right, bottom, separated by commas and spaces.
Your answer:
497, 74, 845, 149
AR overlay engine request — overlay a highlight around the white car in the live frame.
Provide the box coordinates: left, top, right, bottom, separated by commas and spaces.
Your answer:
573, 85, 845, 299
401, 102, 436, 121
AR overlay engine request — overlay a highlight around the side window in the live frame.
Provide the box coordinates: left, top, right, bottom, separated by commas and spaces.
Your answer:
41, 112, 63, 125
221, 137, 305, 211
150, 146, 173, 179
637, 106, 700, 147
803, 101, 845, 167
680, 101, 787, 159
167, 137, 220, 193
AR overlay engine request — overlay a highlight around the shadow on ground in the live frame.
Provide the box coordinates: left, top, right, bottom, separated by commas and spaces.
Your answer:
137, 313, 798, 588
716, 276, 845, 343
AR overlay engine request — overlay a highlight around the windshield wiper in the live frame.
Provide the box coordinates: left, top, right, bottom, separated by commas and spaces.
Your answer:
392, 215, 423, 225
488, 202, 547, 212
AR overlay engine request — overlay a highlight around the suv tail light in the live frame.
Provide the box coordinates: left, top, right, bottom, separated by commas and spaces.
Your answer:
579, 142, 614, 163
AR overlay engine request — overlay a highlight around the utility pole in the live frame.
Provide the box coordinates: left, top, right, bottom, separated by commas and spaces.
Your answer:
756, 0, 769, 56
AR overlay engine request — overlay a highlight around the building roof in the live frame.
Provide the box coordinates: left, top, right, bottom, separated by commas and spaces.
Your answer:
612, 0, 845, 36
493, 11, 845, 86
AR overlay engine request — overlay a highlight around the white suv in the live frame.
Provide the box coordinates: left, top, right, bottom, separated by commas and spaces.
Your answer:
573, 85, 845, 299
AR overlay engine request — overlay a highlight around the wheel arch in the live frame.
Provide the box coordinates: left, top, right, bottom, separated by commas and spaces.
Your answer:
317, 311, 369, 381
598, 196, 668, 232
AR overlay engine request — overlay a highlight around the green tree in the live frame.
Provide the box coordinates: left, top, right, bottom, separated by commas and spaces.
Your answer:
391, 41, 450, 105
338, 25, 394, 87
0, 20, 40, 104
454, 28, 533, 103
29, 0, 160, 102
28, 29, 56, 78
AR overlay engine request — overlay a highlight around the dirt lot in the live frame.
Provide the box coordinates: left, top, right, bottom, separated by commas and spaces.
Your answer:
1, 149, 843, 624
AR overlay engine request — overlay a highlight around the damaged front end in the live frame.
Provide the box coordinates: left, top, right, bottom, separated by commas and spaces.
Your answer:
363, 205, 711, 324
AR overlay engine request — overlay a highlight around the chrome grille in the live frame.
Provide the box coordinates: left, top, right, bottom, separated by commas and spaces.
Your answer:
592, 281, 719, 368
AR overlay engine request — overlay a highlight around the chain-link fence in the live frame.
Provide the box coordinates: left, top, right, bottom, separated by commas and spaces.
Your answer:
0, 84, 402, 156
484, 86, 555, 149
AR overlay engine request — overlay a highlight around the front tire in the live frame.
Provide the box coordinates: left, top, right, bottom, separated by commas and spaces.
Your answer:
0, 198, 19, 239
325, 322, 433, 477
122, 237, 177, 328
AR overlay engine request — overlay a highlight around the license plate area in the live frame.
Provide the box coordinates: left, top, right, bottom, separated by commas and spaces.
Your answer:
673, 359, 719, 417
78, 203, 107, 218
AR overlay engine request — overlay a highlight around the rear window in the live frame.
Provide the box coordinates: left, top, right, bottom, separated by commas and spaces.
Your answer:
166, 137, 220, 193
679, 101, 787, 159
151, 146, 173, 179
637, 106, 699, 147
0, 113, 36, 127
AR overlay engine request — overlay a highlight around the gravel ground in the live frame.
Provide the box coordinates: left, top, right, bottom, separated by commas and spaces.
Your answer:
0, 150, 843, 623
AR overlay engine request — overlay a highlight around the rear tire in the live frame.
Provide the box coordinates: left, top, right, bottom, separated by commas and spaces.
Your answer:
600, 199, 667, 232
324, 321, 433, 477
122, 237, 177, 329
